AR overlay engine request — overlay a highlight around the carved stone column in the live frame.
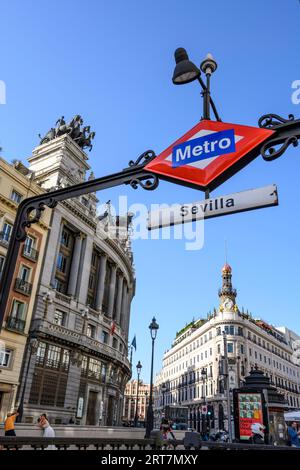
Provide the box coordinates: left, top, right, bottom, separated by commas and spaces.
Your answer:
107, 265, 117, 318
115, 275, 124, 325
95, 255, 107, 311
67, 233, 84, 297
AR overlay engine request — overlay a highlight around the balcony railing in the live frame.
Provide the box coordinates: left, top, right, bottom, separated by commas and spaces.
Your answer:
0, 231, 11, 246
22, 245, 39, 261
14, 278, 32, 296
6, 316, 26, 333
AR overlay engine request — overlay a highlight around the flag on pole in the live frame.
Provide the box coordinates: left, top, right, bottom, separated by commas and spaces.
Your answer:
109, 321, 116, 336
131, 335, 137, 351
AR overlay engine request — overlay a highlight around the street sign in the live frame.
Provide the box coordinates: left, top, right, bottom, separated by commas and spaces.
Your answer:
145, 120, 274, 190
148, 184, 278, 230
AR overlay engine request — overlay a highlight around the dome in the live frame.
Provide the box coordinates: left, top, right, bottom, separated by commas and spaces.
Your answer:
222, 263, 232, 273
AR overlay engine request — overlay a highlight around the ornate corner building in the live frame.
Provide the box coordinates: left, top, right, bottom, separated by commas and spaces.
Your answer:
154, 264, 300, 432
4, 116, 136, 426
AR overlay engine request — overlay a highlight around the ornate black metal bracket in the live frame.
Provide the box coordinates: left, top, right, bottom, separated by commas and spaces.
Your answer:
258, 113, 300, 161
0, 150, 159, 328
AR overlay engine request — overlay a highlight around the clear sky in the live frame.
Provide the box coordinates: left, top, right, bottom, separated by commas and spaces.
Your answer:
1, 0, 300, 383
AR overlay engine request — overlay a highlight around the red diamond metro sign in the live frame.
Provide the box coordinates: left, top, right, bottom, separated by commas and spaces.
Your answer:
145, 120, 274, 190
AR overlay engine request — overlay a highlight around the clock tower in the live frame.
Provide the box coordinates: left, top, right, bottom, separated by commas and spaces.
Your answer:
218, 263, 238, 312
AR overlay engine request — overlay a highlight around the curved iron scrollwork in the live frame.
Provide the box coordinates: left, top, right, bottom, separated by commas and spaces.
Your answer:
129, 173, 159, 191
258, 113, 295, 129
16, 198, 58, 241
261, 135, 299, 161
128, 150, 156, 168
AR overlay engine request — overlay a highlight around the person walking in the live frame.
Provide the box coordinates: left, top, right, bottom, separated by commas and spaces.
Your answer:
38, 413, 56, 450
287, 421, 300, 448
4, 410, 19, 436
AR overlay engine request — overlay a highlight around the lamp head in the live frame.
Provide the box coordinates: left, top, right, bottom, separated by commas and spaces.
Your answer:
149, 317, 159, 340
200, 53, 218, 76
172, 48, 200, 85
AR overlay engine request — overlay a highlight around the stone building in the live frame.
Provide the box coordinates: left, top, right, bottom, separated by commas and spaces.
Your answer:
0, 158, 50, 422
16, 129, 135, 425
155, 264, 300, 432
122, 380, 150, 425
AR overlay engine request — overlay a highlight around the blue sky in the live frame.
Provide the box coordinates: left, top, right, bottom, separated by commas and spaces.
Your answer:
1, 0, 300, 382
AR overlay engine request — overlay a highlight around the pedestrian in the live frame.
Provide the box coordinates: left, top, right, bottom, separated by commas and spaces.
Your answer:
287, 421, 300, 448
4, 410, 19, 436
160, 418, 175, 441
38, 413, 56, 450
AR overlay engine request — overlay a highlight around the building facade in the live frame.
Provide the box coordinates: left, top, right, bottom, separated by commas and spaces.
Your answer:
0, 158, 50, 422
122, 380, 150, 425
16, 130, 135, 425
155, 264, 300, 432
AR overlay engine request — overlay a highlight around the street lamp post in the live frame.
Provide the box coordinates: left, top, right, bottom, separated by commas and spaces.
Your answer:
145, 317, 159, 438
134, 360, 142, 427
201, 367, 207, 433
16, 336, 39, 422
223, 331, 233, 443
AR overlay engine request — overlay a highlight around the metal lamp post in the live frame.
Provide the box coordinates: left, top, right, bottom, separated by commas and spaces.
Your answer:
145, 317, 159, 438
134, 360, 142, 427
16, 336, 39, 422
201, 367, 207, 433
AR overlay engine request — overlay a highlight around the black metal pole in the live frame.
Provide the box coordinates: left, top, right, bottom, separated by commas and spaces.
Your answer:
203, 74, 211, 120
134, 372, 140, 427
0, 151, 158, 330
145, 337, 155, 438
197, 77, 220, 121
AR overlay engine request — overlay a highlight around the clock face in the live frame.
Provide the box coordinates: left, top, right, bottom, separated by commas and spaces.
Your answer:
223, 298, 234, 310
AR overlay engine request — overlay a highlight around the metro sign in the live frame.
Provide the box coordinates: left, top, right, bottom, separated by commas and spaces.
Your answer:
145, 120, 274, 190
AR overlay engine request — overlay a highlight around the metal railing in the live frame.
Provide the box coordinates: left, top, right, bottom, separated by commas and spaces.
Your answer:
0, 231, 11, 246
22, 245, 39, 261
14, 278, 32, 295
0, 436, 298, 451
6, 316, 26, 333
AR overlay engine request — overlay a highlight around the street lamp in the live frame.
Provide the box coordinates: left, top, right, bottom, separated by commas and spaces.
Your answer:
134, 360, 142, 427
172, 47, 221, 122
145, 317, 159, 438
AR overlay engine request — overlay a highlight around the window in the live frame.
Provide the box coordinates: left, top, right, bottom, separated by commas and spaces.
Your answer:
209, 331, 212, 340
10, 299, 26, 320
240, 344, 244, 354
113, 338, 118, 349
11, 190, 22, 204
217, 344, 221, 354
227, 343, 234, 353
56, 253, 67, 273
2, 222, 12, 242
229, 325, 234, 335
238, 327, 243, 336
19, 265, 31, 282
216, 327, 221, 336
0, 348, 13, 368
101, 330, 108, 344
24, 236, 35, 255
61, 229, 71, 247
54, 310, 66, 326
46, 345, 62, 369
53, 278, 64, 293
87, 324, 96, 338
88, 358, 101, 379
36, 342, 47, 366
